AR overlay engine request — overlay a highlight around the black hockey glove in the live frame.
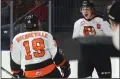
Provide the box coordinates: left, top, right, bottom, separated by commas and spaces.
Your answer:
12, 69, 24, 78
60, 61, 71, 78
61, 67, 71, 78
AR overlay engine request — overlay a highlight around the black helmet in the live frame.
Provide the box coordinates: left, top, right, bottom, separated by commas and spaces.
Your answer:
81, 0, 94, 9
24, 14, 39, 30
109, 1, 120, 23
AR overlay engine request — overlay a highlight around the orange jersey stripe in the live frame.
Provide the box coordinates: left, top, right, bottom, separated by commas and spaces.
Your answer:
24, 64, 56, 78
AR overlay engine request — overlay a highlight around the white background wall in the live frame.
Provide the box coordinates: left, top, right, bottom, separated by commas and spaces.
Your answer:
2, 51, 119, 78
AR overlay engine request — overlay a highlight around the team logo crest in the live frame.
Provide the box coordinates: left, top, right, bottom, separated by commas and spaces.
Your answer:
36, 71, 41, 76
83, 26, 96, 36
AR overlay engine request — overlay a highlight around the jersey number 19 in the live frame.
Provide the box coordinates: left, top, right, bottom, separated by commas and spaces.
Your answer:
23, 38, 45, 60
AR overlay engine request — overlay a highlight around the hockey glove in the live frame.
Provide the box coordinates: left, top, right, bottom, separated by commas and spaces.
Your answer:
61, 67, 71, 78
60, 61, 71, 78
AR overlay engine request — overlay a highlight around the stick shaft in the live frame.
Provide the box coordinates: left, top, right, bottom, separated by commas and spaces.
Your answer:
1, 67, 16, 78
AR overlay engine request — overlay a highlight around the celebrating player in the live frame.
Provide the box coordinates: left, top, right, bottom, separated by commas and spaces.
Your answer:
10, 14, 71, 78
72, 0, 112, 38
72, 0, 112, 78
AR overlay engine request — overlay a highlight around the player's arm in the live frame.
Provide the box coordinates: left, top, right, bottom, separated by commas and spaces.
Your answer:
101, 20, 113, 36
48, 36, 71, 78
72, 21, 81, 39
10, 39, 23, 78
55, 47, 71, 78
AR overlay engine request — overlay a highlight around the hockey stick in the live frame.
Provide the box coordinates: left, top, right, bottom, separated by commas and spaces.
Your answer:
1, 67, 16, 78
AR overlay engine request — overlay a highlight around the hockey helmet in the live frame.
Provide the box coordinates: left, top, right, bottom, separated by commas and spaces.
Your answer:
24, 14, 39, 30
109, 1, 120, 23
80, 0, 95, 10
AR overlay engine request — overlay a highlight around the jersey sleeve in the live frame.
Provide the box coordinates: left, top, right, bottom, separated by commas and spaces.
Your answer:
72, 21, 81, 39
101, 20, 113, 36
47, 34, 68, 67
10, 37, 21, 73
46, 34, 57, 59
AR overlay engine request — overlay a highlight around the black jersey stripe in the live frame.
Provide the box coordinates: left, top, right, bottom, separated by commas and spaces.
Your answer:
25, 58, 54, 71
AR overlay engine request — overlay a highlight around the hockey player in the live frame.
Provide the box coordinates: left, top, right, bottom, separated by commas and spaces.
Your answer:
108, 1, 120, 51
72, 0, 112, 78
10, 14, 71, 78
72, 0, 113, 38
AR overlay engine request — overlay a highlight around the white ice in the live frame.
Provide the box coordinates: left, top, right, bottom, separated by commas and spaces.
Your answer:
2, 51, 119, 78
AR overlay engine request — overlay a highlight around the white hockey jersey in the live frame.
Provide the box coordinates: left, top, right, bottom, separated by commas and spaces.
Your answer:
72, 17, 113, 39
10, 31, 69, 78
11, 31, 57, 67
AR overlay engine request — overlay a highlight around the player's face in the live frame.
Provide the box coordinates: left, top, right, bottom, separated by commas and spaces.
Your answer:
81, 7, 93, 19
